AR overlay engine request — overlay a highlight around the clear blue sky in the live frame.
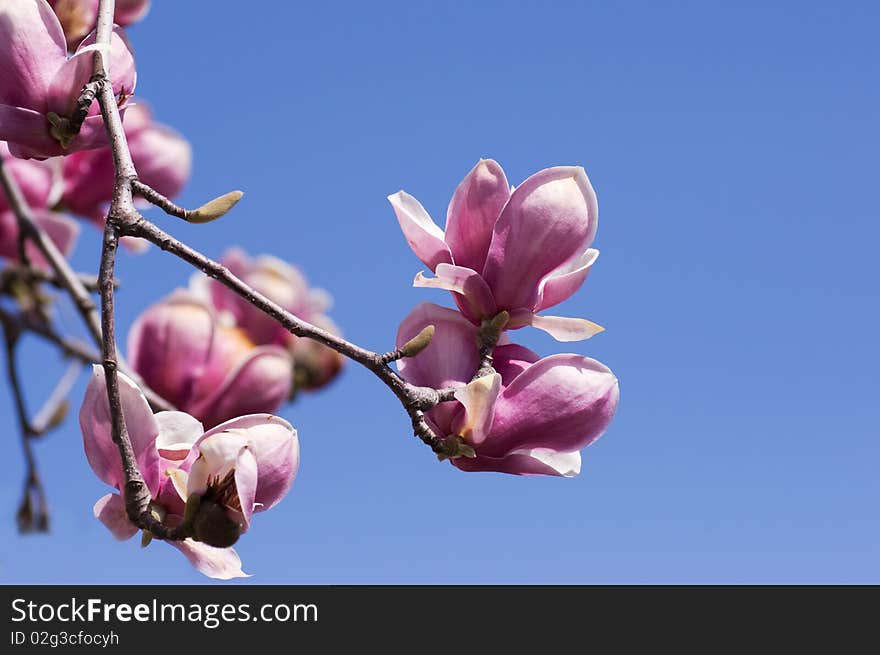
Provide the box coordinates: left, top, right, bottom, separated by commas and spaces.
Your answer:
1, 0, 878, 583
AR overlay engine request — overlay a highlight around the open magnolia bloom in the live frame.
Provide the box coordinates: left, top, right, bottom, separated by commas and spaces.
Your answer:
397, 303, 619, 476
0, 0, 137, 159
0, 141, 79, 265
389, 159, 603, 342
128, 290, 293, 428
80, 366, 299, 579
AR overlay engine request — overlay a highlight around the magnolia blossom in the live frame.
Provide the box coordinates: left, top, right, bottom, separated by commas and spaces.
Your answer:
0, 142, 79, 264
62, 101, 191, 225
128, 290, 293, 428
0, 0, 137, 159
197, 248, 344, 395
49, 0, 151, 50
389, 159, 603, 341
80, 366, 298, 579
396, 303, 618, 476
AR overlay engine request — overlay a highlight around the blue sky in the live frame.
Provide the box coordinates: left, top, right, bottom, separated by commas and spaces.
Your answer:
1, 0, 878, 583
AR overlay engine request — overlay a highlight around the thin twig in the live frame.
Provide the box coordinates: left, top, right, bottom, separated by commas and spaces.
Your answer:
1, 313, 49, 532
31, 360, 82, 436
1, 265, 112, 294
0, 306, 173, 412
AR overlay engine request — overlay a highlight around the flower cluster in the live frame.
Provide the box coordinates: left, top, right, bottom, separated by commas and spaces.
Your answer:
390, 160, 619, 476
81, 366, 298, 579
0, 0, 188, 262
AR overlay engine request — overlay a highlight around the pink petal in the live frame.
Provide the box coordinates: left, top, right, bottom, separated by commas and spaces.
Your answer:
537, 248, 600, 311
482, 166, 598, 311
79, 365, 161, 494
93, 492, 138, 540
114, 0, 151, 25
61, 145, 115, 218
129, 121, 191, 201
0, 0, 67, 110
233, 446, 258, 529
0, 105, 62, 158
453, 448, 581, 477
190, 346, 292, 429
395, 302, 479, 389
492, 343, 540, 386
451, 373, 501, 446
480, 354, 619, 458
127, 291, 217, 410
29, 208, 78, 260
154, 411, 204, 461
48, 26, 136, 117
444, 159, 509, 273
413, 263, 496, 321
171, 540, 249, 580
512, 312, 605, 342
0, 145, 54, 210
388, 190, 452, 270
187, 415, 299, 513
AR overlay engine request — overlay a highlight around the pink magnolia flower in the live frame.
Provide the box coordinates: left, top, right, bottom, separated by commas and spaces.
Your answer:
0, 0, 137, 159
396, 303, 619, 476
389, 160, 603, 342
49, 0, 150, 50
0, 142, 79, 264
197, 248, 345, 395
62, 100, 191, 225
127, 290, 293, 429
80, 366, 298, 579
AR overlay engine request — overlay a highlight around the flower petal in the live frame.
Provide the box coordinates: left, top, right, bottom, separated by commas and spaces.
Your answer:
482, 166, 598, 311
395, 302, 479, 389
452, 373, 501, 446
388, 190, 452, 270
0, 0, 67, 110
234, 446, 258, 529
93, 492, 138, 540
480, 354, 619, 457
531, 314, 605, 342
49, 26, 136, 118
537, 248, 599, 311
0, 105, 62, 158
413, 263, 496, 321
171, 540, 249, 580
154, 411, 204, 460
190, 346, 292, 429
453, 448, 581, 477
79, 365, 161, 494
127, 290, 217, 410
492, 343, 540, 386
186, 415, 298, 514
445, 159, 509, 272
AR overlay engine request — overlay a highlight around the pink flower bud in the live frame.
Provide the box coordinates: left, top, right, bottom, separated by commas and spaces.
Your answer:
127, 290, 293, 429
198, 248, 345, 395
62, 101, 191, 226
0, 0, 137, 159
390, 160, 604, 341
396, 303, 619, 476
80, 366, 298, 579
